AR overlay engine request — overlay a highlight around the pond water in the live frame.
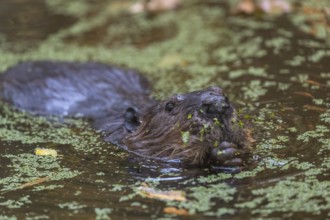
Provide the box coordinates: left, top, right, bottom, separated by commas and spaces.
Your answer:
0, 0, 329, 219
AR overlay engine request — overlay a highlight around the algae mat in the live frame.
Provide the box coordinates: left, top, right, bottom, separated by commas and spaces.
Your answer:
0, 0, 329, 219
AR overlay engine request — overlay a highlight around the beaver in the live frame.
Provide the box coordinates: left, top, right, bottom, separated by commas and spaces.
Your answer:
0, 61, 251, 168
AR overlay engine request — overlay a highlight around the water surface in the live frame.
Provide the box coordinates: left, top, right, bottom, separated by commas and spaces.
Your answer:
0, 0, 329, 219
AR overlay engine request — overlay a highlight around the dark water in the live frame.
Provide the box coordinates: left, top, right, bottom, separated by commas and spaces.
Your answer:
0, 0, 329, 219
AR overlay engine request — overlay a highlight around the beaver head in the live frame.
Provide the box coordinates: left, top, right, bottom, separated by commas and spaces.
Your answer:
123, 86, 250, 167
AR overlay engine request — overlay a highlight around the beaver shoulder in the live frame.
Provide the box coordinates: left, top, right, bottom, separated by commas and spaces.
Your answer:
0, 61, 251, 168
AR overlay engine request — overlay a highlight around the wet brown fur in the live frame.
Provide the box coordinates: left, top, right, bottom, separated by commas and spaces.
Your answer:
124, 90, 251, 166
0, 61, 251, 167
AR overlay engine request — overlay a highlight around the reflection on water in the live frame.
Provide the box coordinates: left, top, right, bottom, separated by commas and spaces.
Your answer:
0, 0, 329, 219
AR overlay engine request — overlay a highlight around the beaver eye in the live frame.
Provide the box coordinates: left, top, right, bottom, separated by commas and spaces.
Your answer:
165, 102, 175, 112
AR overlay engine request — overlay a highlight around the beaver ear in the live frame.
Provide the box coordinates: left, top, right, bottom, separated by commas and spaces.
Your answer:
124, 107, 141, 133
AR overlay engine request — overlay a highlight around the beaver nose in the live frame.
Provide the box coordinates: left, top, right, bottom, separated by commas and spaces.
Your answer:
201, 92, 230, 114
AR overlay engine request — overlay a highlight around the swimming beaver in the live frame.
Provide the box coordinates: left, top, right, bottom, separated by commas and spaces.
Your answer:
0, 61, 251, 167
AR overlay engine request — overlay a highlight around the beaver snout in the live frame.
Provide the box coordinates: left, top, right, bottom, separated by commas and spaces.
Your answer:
201, 91, 230, 115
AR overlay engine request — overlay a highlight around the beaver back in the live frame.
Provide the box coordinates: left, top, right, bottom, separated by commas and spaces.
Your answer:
0, 61, 156, 143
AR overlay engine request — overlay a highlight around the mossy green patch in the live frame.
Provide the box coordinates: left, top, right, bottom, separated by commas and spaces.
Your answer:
58, 201, 87, 212
320, 110, 330, 123
0, 196, 31, 209
258, 136, 289, 150
95, 208, 112, 220
0, 104, 105, 153
0, 215, 17, 220
0, 153, 81, 192
236, 178, 330, 217
45, 0, 91, 17
241, 80, 268, 101
297, 125, 329, 143
168, 183, 236, 215
265, 37, 290, 54
0, 0, 329, 219
181, 131, 190, 144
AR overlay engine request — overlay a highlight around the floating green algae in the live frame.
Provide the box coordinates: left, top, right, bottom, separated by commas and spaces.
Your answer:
0, 196, 31, 209
95, 208, 112, 220
45, 0, 92, 17
0, 153, 81, 192
297, 125, 330, 143
0, 0, 329, 219
320, 109, 330, 123
241, 80, 268, 101
58, 201, 87, 212
236, 178, 330, 217
0, 215, 17, 220
169, 183, 237, 215
0, 104, 106, 154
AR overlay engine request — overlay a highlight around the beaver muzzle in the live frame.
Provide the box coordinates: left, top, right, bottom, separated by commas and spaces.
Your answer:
200, 89, 232, 119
